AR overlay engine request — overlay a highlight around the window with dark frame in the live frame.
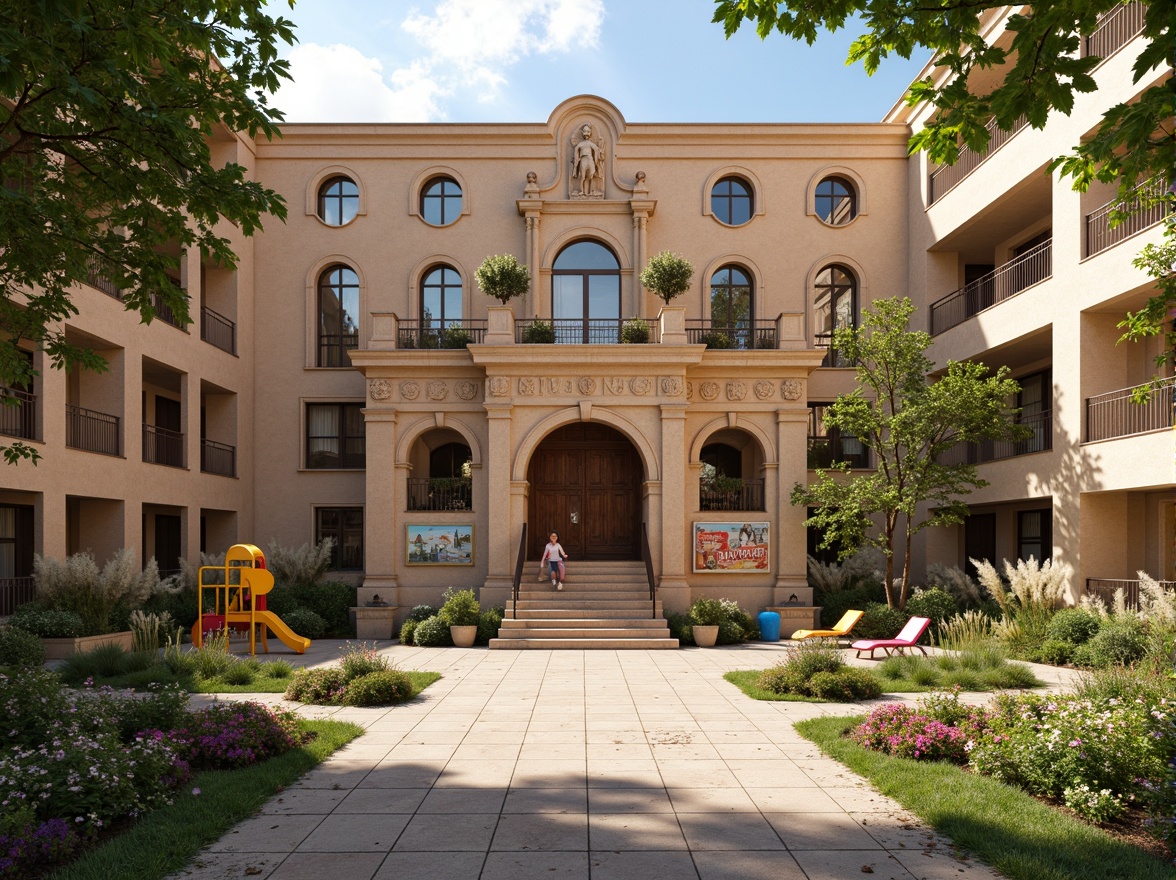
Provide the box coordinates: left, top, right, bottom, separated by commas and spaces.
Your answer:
316, 507, 364, 570
0, 504, 33, 580
1017, 509, 1052, 563
421, 265, 463, 328
813, 264, 857, 364
709, 265, 753, 348
318, 265, 360, 366
551, 240, 621, 343
430, 442, 472, 479
807, 403, 869, 469
700, 443, 742, 482
306, 403, 365, 469
421, 176, 463, 226
814, 176, 857, 225
317, 176, 359, 226
710, 176, 752, 225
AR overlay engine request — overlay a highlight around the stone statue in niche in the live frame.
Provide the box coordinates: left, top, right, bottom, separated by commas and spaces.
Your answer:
570, 123, 605, 199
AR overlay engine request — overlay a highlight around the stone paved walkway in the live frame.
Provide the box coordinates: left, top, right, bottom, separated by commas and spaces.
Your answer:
174, 642, 1078, 880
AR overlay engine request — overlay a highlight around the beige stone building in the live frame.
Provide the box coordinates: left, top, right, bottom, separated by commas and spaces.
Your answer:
2, 4, 1170, 623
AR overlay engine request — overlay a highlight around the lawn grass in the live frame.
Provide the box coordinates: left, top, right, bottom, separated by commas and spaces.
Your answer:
47, 718, 364, 880
795, 715, 1173, 880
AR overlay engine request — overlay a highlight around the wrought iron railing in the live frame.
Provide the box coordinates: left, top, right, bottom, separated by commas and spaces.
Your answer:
1085, 377, 1175, 441
201, 439, 236, 476
514, 318, 661, 345
1085, 179, 1170, 257
807, 436, 870, 470
686, 319, 777, 350
814, 332, 855, 367
0, 576, 35, 616
929, 239, 1052, 335
85, 258, 122, 299
152, 277, 188, 329
0, 388, 36, 440
699, 478, 766, 512
66, 404, 120, 455
512, 523, 527, 620
1085, 577, 1175, 610
928, 114, 1030, 204
1082, 2, 1146, 60
642, 522, 657, 620
201, 306, 237, 354
407, 477, 472, 511
937, 409, 1053, 466
143, 424, 185, 467
319, 333, 358, 366
397, 319, 487, 349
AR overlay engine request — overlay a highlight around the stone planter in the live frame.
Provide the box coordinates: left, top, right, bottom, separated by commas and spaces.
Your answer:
42, 630, 134, 660
766, 606, 822, 640
352, 606, 397, 640
450, 625, 478, 648
692, 625, 719, 647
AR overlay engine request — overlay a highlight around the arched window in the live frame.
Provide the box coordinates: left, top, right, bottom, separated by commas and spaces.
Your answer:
813, 265, 856, 366
430, 442, 472, 479
421, 266, 462, 329
318, 265, 360, 366
421, 177, 463, 226
700, 443, 742, 481
709, 265, 753, 349
814, 176, 857, 225
552, 240, 621, 343
318, 176, 359, 226
711, 177, 753, 226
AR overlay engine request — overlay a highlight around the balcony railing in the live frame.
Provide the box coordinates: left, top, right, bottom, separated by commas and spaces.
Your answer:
201, 438, 236, 477
807, 436, 870, 470
1085, 178, 1170, 257
814, 332, 856, 367
699, 478, 765, 512
0, 576, 35, 617
1085, 577, 1176, 610
929, 239, 1052, 335
1085, 377, 1175, 441
151, 280, 188, 329
1082, 2, 1146, 61
85, 258, 122, 299
0, 388, 36, 441
937, 408, 1053, 466
201, 306, 237, 354
319, 333, 358, 367
514, 318, 662, 345
686, 320, 777, 350
66, 404, 120, 456
398, 320, 487, 349
143, 424, 185, 468
408, 477, 472, 511
928, 114, 1030, 204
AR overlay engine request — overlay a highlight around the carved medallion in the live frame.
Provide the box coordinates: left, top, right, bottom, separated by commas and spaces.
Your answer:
781, 379, 804, 401
604, 377, 625, 395
630, 376, 652, 395
518, 377, 538, 396
400, 381, 420, 401
660, 377, 683, 396
686, 382, 694, 401
488, 376, 510, 397
427, 380, 448, 401
578, 376, 597, 396
368, 379, 392, 401
727, 381, 747, 401
455, 380, 477, 400
699, 381, 719, 401
754, 380, 774, 400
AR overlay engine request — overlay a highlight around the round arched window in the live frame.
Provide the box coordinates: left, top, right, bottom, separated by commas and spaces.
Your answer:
814, 177, 857, 225
317, 265, 360, 366
711, 177, 753, 226
551, 241, 621, 343
421, 177, 463, 226
709, 265, 753, 349
421, 266, 463, 328
318, 176, 359, 226
814, 265, 857, 365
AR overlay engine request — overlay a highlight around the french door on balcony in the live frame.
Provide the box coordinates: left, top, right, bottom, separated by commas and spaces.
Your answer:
551, 241, 620, 344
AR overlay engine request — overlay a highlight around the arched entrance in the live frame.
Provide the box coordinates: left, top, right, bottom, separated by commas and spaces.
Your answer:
527, 423, 642, 561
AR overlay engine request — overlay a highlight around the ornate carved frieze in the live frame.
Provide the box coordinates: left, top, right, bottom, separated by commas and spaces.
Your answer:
698, 380, 719, 401
488, 376, 510, 397
518, 377, 538, 396
603, 377, 625, 395
686, 382, 694, 401
400, 381, 420, 401
368, 379, 392, 401
781, 379, 804, 401
578, 376, 597, 395
727, 381, 747, 401
754, 380, 774, 400
630, 377, 652, 395
454, 380, 478, 401
660, 377, 683, 397
427, 380, 448, 401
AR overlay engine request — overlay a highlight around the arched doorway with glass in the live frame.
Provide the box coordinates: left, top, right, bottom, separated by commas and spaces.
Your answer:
551, 240, 621, 344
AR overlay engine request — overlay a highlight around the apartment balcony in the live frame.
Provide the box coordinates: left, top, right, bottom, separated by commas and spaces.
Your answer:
200, 439, 236, 477
0, 576, 35, 617
1085, 377, 1175, 442
813, 332, 856, 367
699, 478, 765, 512
1084, 178, 1170, 257
85, 258, 122, 299
143, 424, 185, 468
66, 404, 120, 456
927, 114, 1030, 205
201, 306, 237, 355
929, 239, 1052, 336
685, 319, 776, 350
1082, 2, 1146, 61
514, 318, 664, 345
407, 477, 472, 511
398, 319, 487, 349
151, 277, 188, 330
807, 436, 869, 470
1084, 577, 1175, 610
0, 389, 36, 441
937, 409, 1053, 465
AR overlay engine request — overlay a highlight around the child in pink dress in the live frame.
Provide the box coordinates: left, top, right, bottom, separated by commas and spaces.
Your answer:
540, 532, 568, 590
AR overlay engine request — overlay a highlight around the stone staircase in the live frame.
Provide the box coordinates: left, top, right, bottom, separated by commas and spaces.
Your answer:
489, 560, 678, 649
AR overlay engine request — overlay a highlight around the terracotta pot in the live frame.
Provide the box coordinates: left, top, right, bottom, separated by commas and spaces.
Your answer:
692, 625, 719, 647
450, 625, 478, 647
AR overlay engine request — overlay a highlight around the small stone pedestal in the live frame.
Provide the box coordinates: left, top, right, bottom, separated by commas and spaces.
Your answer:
352, 606, 399, 640
766, 606, 821, 639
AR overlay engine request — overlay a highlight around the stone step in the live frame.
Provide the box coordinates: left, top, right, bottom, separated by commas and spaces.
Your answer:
488, 636, 680, 650
520, 580, 649, 591
508, 608, 663, 620
499, 617, 667, 629
495, 626, 672, 639
510, 600, 661, 612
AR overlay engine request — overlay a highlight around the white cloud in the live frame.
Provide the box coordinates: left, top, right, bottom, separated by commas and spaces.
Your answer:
273, 0, 605, 122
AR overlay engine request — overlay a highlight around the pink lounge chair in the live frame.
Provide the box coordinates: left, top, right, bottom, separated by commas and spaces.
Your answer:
851, 616, 931, 659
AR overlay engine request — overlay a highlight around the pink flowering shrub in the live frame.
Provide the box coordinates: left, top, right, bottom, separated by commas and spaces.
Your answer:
168, 702, 303, 770
851, 703, 975, 763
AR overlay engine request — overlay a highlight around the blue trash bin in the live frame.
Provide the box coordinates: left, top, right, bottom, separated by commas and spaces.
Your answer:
757, 611, 781, 642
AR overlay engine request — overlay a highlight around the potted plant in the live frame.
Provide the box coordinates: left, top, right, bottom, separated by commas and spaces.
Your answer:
703, 471, 745, 510
438, 587, 481, 647
441, 326, 473, 349
639, 251, 693, 304
698, 331, 734, 350
475, 254, 531, 305
521, 318, 556, 344
620, 317, 650, 344
688, 597, 726, 647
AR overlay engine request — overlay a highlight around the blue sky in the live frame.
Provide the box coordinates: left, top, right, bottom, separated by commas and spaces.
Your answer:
269, 0, 931, 124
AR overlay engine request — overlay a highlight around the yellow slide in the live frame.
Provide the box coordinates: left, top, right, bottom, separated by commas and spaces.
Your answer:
251, 610, 311, 654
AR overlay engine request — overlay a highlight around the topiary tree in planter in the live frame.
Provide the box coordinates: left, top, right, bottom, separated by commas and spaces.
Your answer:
475, 254, 531, 305
639, 251, 693, 304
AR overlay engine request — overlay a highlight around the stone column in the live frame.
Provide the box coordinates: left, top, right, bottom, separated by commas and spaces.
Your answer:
775, 406, 812, 604
483, 403, 515, 596
658, 402, 689, 612
358, 407, 398, 606
524, 211, 542, 317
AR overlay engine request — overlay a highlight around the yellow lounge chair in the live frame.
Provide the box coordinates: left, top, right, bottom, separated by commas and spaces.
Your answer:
790, 609, 865, 642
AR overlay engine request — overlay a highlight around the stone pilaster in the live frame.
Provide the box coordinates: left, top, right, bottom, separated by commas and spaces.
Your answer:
658, 403, 689, 612
359, 408, 398, 605
483, 404, 515, 595
774, 407, 812, 603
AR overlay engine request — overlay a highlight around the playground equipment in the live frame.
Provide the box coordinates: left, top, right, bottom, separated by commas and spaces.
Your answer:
190, 543, 311, 655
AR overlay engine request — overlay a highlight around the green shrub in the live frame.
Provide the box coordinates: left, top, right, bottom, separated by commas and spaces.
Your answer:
283, 608, 327, 641
0, 626, 45, 667
807, 667, 882, 701
438, 588, 480, 627
1039, 639, 1073, 666
60, 642, 129, 682
440, 326, 473, 349
620, 318, 650, 344
292, 581, 354, 634
854, 603, 908, 640
33, 548, 160, 636
818, 583, 886, 628
521, 320, 555, 344
1046, 608, 1101, 645
476, 608, 503, 645
220, 664, 256, 686
141, 589, 199, 629
399, 618, 418, 645
285, 666, 347, 703
698, 331, 733, 349
121, 649, 158, 674
263, 585, 299, 617
339, 642, 389, 679
475, 253, 531, 304
412, 615, 452, 647
190, 633, 237, 679
639, 251, 693, 304
407, 604, 438, 622
666, 612, 693, 645
10, 606, 85, 639
689, 598, 726, 627
341, 669, 414, 706
756, 640, 844, 696
718, 619, 745, 644
905, 588, 958, 639
1073, 618, 1148, 668
260, 659, 293, 679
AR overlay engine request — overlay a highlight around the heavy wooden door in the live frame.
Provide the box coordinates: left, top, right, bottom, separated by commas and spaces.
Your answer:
528, 424, 641, 561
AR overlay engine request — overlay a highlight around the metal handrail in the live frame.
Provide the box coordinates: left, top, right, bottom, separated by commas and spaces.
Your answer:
200, 438, 237, 476
0, 576, 35, 616
936, 408, 1053, 465
1085, 376, 1176, 441
66, 403, 120, 455
641, 522, 656, 620
514, 318, 661, 345
928, 114, 1030, 204
144, 423, 186, 467
0, 388, 36, 440
201, 306, 237, 354
1085, 178, 1170, 257
512, 522, 527, 620
814, 332, 855, 367
398, 319, 487, 349
685, 319, 777, 350
1085, 577, 1176, 610
929, 239, 1052, 335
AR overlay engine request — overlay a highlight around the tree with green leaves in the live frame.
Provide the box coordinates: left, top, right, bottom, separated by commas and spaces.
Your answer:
790, 298, 1029, 610
0, 0, 297, 463
714, 0, 1174, 378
